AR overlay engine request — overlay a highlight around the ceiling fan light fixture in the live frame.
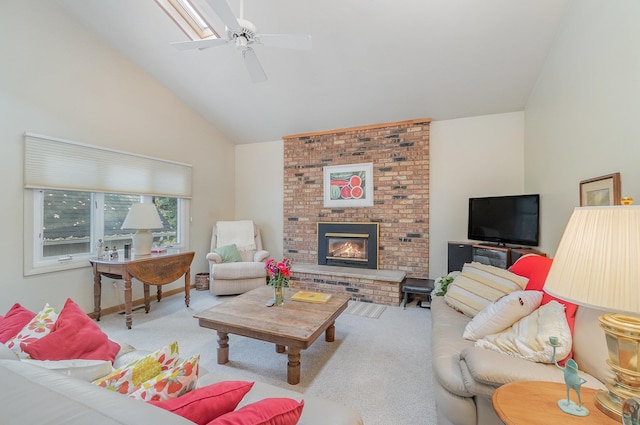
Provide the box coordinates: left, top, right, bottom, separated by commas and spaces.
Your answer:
235, 35, 248, 50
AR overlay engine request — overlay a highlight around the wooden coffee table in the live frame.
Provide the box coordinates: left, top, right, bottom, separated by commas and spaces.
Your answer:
194, 286, 350, 384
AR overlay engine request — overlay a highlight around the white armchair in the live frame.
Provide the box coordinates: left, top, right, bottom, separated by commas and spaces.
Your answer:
206, 221, 269, 296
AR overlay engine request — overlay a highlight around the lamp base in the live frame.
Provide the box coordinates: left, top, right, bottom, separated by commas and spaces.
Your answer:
596, 313, 640, 422
596, 390, 622, 421
132, 229, 153, 256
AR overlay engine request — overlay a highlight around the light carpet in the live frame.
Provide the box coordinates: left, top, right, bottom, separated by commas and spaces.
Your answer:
344, 301, 386, 319
97, 290, 436, 425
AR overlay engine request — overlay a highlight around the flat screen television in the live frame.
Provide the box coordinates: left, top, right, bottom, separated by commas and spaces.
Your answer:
467, 194, 540, 247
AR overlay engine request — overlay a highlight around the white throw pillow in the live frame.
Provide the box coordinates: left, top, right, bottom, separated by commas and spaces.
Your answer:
444, 262, 529, 317
474, 301, 572, 363
463, 290, 543, 341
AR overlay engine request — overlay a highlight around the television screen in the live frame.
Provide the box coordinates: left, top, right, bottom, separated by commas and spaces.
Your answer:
467, 194, 540, 246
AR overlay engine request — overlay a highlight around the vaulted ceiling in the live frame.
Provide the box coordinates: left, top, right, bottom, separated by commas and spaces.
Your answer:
54, 0, 571, 144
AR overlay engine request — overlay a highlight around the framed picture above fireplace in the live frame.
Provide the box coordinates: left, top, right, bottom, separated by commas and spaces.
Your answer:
323, 162, 374, 207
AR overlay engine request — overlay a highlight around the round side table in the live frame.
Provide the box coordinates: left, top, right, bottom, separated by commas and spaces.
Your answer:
492, 381, 618, 425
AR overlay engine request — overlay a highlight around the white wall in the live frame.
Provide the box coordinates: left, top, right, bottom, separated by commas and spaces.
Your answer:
429, 112, 525, 278
525, 0, 640, 256
0, 2, 235, 314
235, 141, 284, 258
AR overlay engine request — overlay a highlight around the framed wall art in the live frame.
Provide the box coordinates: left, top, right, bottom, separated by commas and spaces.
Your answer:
323, 162, 374, 207
579, 172, 621, 206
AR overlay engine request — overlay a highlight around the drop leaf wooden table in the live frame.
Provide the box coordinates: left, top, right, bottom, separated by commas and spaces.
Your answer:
90, 250, 195, 329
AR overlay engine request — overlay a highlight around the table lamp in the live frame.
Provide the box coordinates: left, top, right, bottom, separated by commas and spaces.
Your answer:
121, 203, 163, 256
544, 199, 640, 421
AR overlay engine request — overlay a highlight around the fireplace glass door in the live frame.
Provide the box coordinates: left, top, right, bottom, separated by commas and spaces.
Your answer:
327, 234, 368, 263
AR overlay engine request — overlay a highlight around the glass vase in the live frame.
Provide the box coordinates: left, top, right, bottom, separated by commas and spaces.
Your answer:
274, 286, 285, 306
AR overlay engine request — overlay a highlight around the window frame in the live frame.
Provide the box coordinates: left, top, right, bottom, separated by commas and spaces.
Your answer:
155, 0, 219, 41
24, 190, 190, 276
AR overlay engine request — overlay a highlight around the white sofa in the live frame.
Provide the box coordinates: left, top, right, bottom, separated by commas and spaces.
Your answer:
0, 345, 363, 425
430, 292, 613, 425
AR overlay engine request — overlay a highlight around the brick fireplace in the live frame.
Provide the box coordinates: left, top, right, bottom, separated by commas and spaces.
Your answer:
283, 118, 430, 306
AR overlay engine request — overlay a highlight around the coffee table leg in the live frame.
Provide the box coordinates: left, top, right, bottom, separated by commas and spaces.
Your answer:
217, 331, 229, 364
276, 344, 286, 353
287, 348, 301, 385
325, 321, 336, 342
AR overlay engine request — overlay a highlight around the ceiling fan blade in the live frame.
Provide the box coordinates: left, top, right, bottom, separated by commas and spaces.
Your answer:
171, 37, 228, 51
242, 48, 267, 83
258, 34, 312, 50
206, 0, 241, 32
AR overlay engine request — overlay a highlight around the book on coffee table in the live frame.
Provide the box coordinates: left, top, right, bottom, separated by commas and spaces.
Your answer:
291, 291, 332, 304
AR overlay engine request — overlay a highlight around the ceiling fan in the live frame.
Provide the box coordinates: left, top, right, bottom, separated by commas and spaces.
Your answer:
171, 0, 312, 83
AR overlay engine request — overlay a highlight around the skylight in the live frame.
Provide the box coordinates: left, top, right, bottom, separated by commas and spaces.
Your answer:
155, 0, 219, 40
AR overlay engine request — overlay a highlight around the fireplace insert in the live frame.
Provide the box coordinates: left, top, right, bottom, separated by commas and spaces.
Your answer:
317, 222, 379, 269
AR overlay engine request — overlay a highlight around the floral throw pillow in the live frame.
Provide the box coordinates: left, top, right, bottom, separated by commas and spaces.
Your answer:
93, 341, 179, 394
129, 354, 200, 402
5, 303, 59, 359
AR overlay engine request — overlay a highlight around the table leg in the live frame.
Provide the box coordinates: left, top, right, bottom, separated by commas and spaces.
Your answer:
124, 275, 133, 329
276, 344, 286, 353
156, 285, 162, 302
93, 266, 102, 321
287, 348, 301, 385
143, 284, 150, 313
184, 267, 191, 307
325, 321, 336, 342
217, 331, 229, 364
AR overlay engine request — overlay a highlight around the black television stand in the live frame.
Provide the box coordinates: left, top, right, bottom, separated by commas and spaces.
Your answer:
447, 241, 547, 272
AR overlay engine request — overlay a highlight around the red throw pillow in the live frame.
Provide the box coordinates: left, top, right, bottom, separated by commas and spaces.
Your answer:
0, 303, 36, 343
22, 298, 120, 362
206, 398, 304, 425
150, 381, 255, 425
509, 254, 578, 363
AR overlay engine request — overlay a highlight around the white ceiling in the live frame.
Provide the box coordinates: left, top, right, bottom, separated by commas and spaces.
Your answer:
54, 0, 571, 144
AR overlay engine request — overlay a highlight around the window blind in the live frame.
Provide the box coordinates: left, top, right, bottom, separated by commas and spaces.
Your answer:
24, 133, 192, 198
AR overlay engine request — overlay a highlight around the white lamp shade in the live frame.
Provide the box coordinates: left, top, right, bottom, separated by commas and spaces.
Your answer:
121, 203, 163, 230
544, 205, 640, 314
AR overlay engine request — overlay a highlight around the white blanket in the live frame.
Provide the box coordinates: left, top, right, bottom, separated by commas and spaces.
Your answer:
216, 220, 256, 251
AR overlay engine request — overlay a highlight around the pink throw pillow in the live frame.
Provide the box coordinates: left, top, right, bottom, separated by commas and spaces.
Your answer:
0, 303, 36, 343
207, 398, 304, 425
150, 381, 255, 425
23, 298, 120, 362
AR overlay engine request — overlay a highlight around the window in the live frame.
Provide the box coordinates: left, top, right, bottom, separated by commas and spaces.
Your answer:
27, 189, 189, 275
23, 133, 192, 275
155, 0, 219, 40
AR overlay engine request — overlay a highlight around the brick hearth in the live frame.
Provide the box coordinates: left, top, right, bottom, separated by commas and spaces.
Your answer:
282, 118, 430, 305
291, 264, 406, 306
